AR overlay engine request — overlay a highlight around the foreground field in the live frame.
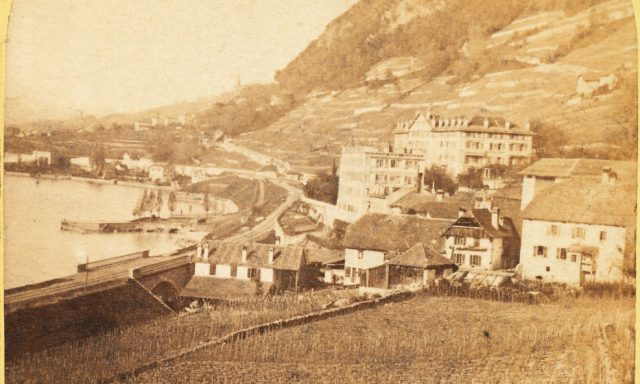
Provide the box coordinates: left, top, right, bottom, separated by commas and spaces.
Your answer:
5, 289, 360, 384
132, 295, 635, 384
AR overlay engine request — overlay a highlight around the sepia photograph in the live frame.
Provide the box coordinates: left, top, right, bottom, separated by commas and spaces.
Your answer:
2, 0, 638, 382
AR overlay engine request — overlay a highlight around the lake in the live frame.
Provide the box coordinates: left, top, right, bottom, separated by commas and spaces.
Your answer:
3, 175, 205, 289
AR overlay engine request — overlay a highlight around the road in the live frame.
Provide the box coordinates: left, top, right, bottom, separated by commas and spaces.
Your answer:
223, 178, 301, 243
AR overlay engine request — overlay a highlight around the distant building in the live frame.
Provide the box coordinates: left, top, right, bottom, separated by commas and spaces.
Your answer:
32, 150, 54, 166
519, 164, 636, 286
149, 163, 171, 183
336, 143, 422, 215
393, 112, 534, 175
336, 111, 533, 217
191, 167, 207, 184
390, 190, 475, 219
341, 213, 452, 286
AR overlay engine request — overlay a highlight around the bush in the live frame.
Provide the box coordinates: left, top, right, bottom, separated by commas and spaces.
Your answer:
423, 165, 458, 195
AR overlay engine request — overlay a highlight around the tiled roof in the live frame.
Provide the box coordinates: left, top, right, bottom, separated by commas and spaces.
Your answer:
204, 240, 339, 271
391, 192, 475, 219
520, 158, 637, 181
521, 178, 636, 227
388, 243, 456, 269
342, 214, 452, 252
442, 209, 516, 239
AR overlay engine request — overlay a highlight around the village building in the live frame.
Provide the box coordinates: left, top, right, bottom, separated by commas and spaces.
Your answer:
442, 201, 520, 271
183, 240, 341, 301
341, 213, 452, 285
360, 243, 457, 291
148, 163, 171, 183
519, 168, 636, 286
519, 158, 637, 209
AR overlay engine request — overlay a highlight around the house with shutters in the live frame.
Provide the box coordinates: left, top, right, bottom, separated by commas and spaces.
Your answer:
442, 201, 520, 271
519, 169, 636, 286
182, 240, 341, 300
341, 213, 453, 286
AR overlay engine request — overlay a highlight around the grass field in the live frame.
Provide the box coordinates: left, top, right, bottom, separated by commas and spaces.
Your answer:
5, 289, 360, 384
131, 295, 635, 384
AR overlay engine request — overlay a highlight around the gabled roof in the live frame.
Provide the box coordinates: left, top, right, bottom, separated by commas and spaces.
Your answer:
520, 158, 637, 180
521, 178, 636, 227
442, 209, 515, 239
204, 240, 340, 271
388, 243, 456, 269
342, 214, 452, 252
390, 191, 475, 219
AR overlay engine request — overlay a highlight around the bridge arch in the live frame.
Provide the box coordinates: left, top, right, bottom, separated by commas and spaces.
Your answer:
151, 281, 180, 311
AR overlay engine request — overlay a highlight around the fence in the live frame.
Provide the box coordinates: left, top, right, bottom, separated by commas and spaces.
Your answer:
425, 283, 545, 304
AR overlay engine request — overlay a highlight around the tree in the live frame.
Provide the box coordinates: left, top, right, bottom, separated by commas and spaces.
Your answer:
303, 172, 339, 204
155, 190, 164, 216
135, 190, 148, 218
146, 191, 156, 217
423, 166, 458, 195
203, 189, 210, 213
168, 191, 177, 217
457, 167, 485, 189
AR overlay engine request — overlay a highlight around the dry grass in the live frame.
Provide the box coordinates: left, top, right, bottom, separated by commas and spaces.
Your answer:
131, 295, 635, 384
5, 289, 360, 384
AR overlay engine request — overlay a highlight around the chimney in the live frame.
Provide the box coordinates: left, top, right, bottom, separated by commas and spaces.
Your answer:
601, 167, 616, 185
275, 236, 281, 245
203, 242, 209, 261
268, 247, 274, 264
505, 121, 511, 130
483, 118, 489, 128
196, 242, 202, 259
436, 189, 444, 202
524, 121, 531, 131
491, 207, 500, 229
458, 207, 466, 218
241, 246, 247, 263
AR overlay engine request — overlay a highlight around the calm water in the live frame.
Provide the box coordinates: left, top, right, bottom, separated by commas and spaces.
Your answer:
4, 175, 204, 289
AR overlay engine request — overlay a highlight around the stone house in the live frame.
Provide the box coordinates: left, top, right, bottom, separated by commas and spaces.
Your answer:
519, 173, 636, 286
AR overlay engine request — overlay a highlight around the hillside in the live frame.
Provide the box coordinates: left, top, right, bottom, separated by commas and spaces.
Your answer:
235, 0, 637, 173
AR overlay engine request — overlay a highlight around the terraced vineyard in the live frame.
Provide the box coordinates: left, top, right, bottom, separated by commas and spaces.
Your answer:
234, 0, 637, 173
132, 295, 635, 383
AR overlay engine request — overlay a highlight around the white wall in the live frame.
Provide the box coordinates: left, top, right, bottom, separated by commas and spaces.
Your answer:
260, 267, 274, 283
237, 265, 250, 280
520, 219, 626, 285
344, 248, 385, 285
215, 264, 232, 278
445, 236, 495, 270
194, 262, 211, 276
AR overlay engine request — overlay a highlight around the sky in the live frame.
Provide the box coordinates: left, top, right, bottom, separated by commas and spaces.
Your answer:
5, 0, 357, 121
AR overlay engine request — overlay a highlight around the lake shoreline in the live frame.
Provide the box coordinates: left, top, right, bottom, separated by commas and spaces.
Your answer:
5, 171, 176, 191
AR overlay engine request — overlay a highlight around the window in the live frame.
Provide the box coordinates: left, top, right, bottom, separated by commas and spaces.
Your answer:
599, 231, 607, 241
557, 248, 567, 260
470, 255, 481, 267
545, 266, 551, 272
210, 264, 217, 275
534, 246, 547, 257
357, 250, 364, 259
455, 253, 465, 265
248, 268, 260, 279
473, 238, 480, 247
454, 237, 465, 246
230, 265, 237, 277
572, 227, 585, 239
548, 225, 559, 236
570, 254, 577, 262
390, 160, 396, 168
